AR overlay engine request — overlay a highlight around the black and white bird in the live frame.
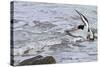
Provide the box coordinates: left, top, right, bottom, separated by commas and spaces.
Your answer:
65, 10, 94, 41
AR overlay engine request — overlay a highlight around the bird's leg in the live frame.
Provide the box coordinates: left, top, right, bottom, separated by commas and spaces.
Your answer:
87, 34, 90, 40
87, 33, 94, 41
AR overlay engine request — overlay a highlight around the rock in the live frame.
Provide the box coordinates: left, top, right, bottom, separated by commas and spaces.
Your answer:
32, 56, 56, 65
18, 55, 43, 66
18, 55, 56, 66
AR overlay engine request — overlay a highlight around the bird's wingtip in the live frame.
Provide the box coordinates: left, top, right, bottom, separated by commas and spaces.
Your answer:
74, 9, 81, 15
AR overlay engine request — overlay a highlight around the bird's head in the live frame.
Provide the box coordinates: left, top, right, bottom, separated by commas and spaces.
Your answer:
77, 25, 84, 30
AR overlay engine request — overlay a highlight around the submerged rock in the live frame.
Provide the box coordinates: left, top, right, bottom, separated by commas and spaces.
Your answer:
18, 55, 56, 66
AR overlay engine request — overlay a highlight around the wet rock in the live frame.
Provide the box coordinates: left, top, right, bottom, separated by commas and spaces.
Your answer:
32, 56, 56, 65
18, 55, 43, 66
18, 55, 56, 66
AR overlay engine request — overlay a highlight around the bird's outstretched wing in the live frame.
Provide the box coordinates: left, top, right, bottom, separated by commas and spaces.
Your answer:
65, 30, 83, 38
75, 10, 89, 26
75, 10, 89, 31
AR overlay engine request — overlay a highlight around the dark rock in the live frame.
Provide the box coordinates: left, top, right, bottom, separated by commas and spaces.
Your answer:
18, 55, 43, 66
32, 56, 56, 65
18, 55, 56, 66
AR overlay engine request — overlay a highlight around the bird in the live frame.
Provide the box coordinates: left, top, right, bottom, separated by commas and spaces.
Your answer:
75, 10, 95, 41
65, 10, 94, 41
